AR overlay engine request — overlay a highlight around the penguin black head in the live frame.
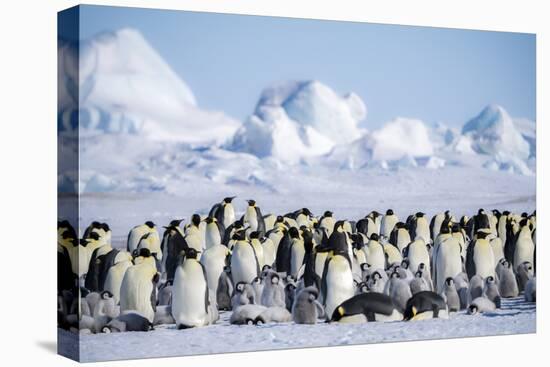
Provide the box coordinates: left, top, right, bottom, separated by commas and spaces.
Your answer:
475, 230, 490, 239
270, 273, 280, 285
451, 224, 461, 233
502, 210, 511, 216
391, 271, 401, 279
440, 225, 451, 235
415, 270, 423, 278
191, 214, 201, 227
249, 231, 261, 240
372, 271, 382, 280
145, 221, 155, 229
89, 232, 101, 241
445, 277, 454, 286
416, 212, 424, 218
247, 199, 256, 206
306, 287, 319, 302
169, 219, 184, 227
369, 233, 379, 242
101, 290, 114, 300
79, 238, 88, 247
232, 230, 247, 241
275, 215, 284, 223
331, 306, 346, 322
285, 283, 296, 292
360, 263, 370, 272
251, 276, 261, 284
418, 263, 426, 271
521, 212, 528, 218
386, 209, 394, 216
477, 208, 485, 215
486, 276, 495, 283
262, 264, 272, 272
289, 227, 300, 239
401, 259, 410, 269
223, 196, 236, 204
235, 282, 247, 293
99, 223, 110, 232
519, 218, 528, 227
468, 304, 479, 315
204, 217, 215, 224
301, 208, 312, 216
185, 248, 199, 260
139, 248, 151, 258
58, 219, 71, 228
323, 211, 333, 217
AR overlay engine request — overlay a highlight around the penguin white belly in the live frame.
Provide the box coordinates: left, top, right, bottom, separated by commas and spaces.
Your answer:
252, 242, 265, 269
186, 233, 203, 253
290, 244, 306, 277
205, 227, 221, 249
200, 245, 227, 293
231, 243, 258, 284
336, 314, 368, 324
104, 261, 132, 304
514, 233, 534, 268
325, 259, 354, 319
245, 208, 258, 231
408, 243, 430, 274
490, 237, 505, 263
223, 207, 235, 229
375, 309, 403, 322
367, 244, 385, 271
474, 245, 495, 279
410, 309, 449, 321
262, 239, 276, 267
119, 264, 156, 322
415, 220, 431, 243
314, 252, 329, 279
172, 261, 209, 327
436, 240, 462, 294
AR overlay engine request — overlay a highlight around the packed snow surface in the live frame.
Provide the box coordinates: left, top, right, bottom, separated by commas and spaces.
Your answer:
60, 297, 535, 362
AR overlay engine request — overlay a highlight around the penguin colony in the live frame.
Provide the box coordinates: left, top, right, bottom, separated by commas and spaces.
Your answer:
58, 201, 536, 334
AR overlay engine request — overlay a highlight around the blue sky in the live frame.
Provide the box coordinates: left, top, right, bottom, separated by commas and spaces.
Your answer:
77, 5, 536, 128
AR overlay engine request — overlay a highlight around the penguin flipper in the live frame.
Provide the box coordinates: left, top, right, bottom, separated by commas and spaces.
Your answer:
320, 257, 331, 306
209, 203, 222, 220
198, 262, 210, 314
465, 240, 476, 279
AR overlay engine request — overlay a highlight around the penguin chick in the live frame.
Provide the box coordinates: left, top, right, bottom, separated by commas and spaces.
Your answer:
483, 276, 501, 308
497, 260, 519, 298
255, 306, 292, 324
260, 272, 286, 308
230, 304, 268, 325
285, 282, 297, 312
516, 261, 534, 292
231, 282, 256, 309
468, 297, 496, 315
441, 277, 460, 312
469, 275, 484, 300
385, 272, 412, 313
292, 286, 325, 324
216, 266, 233, 311
453, 273, 470, 310
153, 305, 175, 325
410, 271, 430, 295
157, 281, 173, 306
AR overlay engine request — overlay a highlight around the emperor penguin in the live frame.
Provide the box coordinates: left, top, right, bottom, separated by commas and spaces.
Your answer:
292, 286, 325, 324
433, 236, 463, 294
330, 292, 403, 323
469, 274, 484, 300
275, 229, 292, 274
260, 270, 286, 308
103, 251, 133, 304
231, 230, 260, 284
441, 277, 460, 312
243, 200, 266, 236
208, 196, 236, 228
430, 211, 450, 242
513, 219, 535, 271
204, 217, 225, 250
184, 214, 204, 252
466, 229, 496, 279
403, 291, 448, 320
136, 231, 162, 261
230, 304, 268, 325
172, 248, 217, 329
262, 236, 277, 268
254, 307, 292, 324
410, 212, 431, 244
364, 233, 386, 272
296, 208, 313, 228
200, 234, 230, 294
289, 228, 306, 278
497, 259, 518, 298
250, 231, 266, 269
127, 221, 157, 253
454, 272, 470, 310
497, 211, 509, 246
162, 221, 188, 281
321, 248, 355, 319
119, 252, 159, 322
301, 229, 320, 289
410, 270, 430, 295
404, 238, 430, 275
389, 222, 411, 253
356, 216, 377, 238
319, 211, 336, 236
380, 209, 398, 239
516, 261, 534, 292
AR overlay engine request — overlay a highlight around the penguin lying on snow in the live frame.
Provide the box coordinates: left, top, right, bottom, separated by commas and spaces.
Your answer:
467, 297, 497, 315
102, 312, 154, 333
330, 292, 403, 323
403, 291, 448, 320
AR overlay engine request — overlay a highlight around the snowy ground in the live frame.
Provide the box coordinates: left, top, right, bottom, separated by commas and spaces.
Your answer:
60, 297, 535, 362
